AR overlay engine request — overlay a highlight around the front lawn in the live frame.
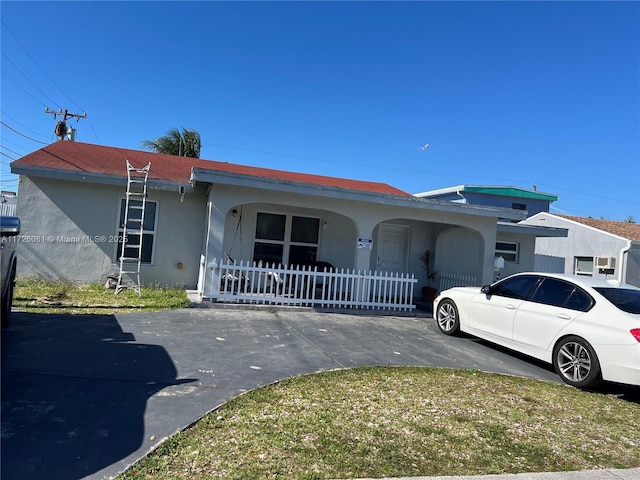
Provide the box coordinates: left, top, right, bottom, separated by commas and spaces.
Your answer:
13, 278, 191, 314
118, 366, 640, 480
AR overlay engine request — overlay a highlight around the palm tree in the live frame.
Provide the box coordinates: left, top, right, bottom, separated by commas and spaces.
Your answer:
141, 128, 201, 158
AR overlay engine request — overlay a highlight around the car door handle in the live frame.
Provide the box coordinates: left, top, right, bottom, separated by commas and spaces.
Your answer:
505, 304, 516, 310
556, 313, 571, 320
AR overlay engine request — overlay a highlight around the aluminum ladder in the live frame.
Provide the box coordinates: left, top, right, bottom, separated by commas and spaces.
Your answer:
115, 160, 151, 296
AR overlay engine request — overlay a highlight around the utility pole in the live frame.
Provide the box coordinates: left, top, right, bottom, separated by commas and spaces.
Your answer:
45, 107, 87, 141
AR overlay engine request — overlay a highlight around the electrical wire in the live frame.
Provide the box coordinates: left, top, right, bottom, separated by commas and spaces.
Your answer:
1, 52, 61, 108
2, 21, 101, 144
1, 121, 48, 145
2, 20, 83, 113
0, 146, 22, 157
1, 110, 49, 140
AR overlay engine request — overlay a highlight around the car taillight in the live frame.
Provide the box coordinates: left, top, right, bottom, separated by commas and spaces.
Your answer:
631, 329, 640, 342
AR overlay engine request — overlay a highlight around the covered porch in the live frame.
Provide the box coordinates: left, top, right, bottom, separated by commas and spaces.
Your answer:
192, 170, 527, 310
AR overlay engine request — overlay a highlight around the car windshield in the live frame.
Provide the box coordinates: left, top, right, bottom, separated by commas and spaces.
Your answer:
593, 287, 640, 314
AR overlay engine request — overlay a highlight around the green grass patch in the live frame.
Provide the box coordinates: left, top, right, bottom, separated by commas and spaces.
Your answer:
13, 278, 191, 314
118, 366, 640, 479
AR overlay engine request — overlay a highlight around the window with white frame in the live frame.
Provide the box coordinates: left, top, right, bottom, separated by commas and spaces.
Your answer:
574, 256, 594, 276
253, 212, 320, 266
115, 199, 157, 264
495, 241, 519, 263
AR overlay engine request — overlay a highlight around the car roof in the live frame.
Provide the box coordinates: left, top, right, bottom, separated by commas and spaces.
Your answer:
505, 272, 640, 291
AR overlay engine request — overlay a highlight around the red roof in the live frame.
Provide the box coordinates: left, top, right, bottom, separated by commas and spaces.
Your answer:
12, 141, 410, 197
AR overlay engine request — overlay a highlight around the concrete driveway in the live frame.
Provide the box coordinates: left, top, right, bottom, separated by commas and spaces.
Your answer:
1, 307, 637, 480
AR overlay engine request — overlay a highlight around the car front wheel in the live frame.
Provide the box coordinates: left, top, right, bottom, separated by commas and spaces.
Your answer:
435, 299, 460, 336
552, 336, 601, 388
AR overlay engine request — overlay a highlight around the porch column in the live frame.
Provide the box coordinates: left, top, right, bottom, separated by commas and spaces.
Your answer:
201, 198, 228, 297
480, 227, 498, 285
353, 220, 376, 271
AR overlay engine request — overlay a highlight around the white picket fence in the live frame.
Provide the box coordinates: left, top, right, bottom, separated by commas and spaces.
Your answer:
438, 271, 478, 291
1, 203, 17, 216
205, 258, 418, 311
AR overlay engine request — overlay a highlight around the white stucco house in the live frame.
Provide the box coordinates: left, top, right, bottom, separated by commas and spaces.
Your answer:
521, 213, 640, 288
10, 141, 566, 308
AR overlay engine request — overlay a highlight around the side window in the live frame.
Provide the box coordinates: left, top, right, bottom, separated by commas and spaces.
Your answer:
565, 289, 594, 312
495, 242, 519, 263
492, 275, 539, 300
530, 278, 593, 311
574, 257, 594, 276
530, 278, 574, 307
116, 199, 157, 264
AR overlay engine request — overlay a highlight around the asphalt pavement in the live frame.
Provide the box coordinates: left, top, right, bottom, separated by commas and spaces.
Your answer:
1, 305, 638, 480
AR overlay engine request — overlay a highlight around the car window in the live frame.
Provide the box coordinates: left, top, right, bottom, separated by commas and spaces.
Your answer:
491, 275, 540, 300
531, 278, 573, 307
565, 289, 594, 312
530, 278, 593, 311
593, 288, 640, 314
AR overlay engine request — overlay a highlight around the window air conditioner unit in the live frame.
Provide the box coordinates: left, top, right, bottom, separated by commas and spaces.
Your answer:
595, 256, 615, 269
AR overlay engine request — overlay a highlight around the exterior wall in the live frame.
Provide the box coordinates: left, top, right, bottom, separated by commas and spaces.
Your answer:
435, 226, 482, 279
522, 213, 631, 283
495, 231, 536, 279
15, 175, 206, 288
424, 192, 551, 217
462, 193, 550, 217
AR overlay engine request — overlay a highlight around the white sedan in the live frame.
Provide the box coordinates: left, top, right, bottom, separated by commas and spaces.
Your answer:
433, 272, 640, 388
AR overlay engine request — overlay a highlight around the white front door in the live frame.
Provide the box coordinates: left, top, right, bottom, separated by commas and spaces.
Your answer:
376, 224, 408, 272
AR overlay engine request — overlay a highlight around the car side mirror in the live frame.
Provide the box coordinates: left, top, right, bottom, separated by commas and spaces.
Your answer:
0, 216, 20, 237
481, 285, 492, 295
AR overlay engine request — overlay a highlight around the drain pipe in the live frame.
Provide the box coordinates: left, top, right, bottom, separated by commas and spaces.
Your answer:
618, 240, 631, 283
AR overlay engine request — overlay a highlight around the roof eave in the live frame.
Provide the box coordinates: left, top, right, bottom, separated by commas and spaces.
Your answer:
11, 164, 194, 193
192, 168, 527, 220
500, 221, 568, 237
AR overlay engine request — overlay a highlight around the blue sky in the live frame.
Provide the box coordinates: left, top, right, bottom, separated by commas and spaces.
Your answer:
2, 1, 638, 221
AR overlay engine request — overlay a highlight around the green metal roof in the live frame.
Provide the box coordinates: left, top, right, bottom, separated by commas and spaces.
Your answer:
462, 186, 558, 201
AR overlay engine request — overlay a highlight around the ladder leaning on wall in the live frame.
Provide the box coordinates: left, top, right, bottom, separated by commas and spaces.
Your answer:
115, 160, 151, 296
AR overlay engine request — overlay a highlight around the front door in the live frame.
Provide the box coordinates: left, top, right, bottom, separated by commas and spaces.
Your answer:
376, 224, 408, 272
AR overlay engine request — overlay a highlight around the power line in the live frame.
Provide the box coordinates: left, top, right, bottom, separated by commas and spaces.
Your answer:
2, 20, 101, 143
1, 20, 84, 113
1, 52, 60, 108
1, 109, 49, 140
1, 70, 48, 106
0, 146, 22, 157
1, 121, 48, 145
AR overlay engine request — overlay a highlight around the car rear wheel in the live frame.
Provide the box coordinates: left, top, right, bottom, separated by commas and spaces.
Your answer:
436, 299, 460, 336
552, 336, 601, 388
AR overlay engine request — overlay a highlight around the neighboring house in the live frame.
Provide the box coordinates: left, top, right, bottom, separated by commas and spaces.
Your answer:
1, 191, 17, 216
11, 141, 561, 303
415, 185, 567, 280
521, 213, 640, 287
414, 185, 558, 220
